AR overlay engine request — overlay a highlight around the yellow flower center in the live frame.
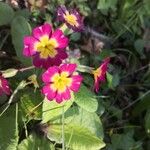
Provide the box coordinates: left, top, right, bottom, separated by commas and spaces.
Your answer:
51, 72, 72, 93
93, 68, 102, 81
64, 12, 78, 27
35, 35, 58, 59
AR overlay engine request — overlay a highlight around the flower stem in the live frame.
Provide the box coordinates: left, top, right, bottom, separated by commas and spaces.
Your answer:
62, 106, 65, 150
0, 81, 27, 117
19, 66, 35, 72
77, 65, 94, 74
26, 101, 43, 118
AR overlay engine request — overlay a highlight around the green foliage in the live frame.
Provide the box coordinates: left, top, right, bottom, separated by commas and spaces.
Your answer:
62, 106, 104, 138
19, 89, 43, 121
134, 39, 145, 56
74, 85, 98, 112
47, 124, 105, 150
42, 96, 74, 123
145, 109, 150, 136
132, 93, 150, 116
107, 130, 143, 150
11, 16, 32, 66
97, 0, 118, 14
70, 32, 81, 41
18, 133, 53, 150
106, 72, 120, 89
0, 2, 14, 25
0, 105, 18, 150
14, 9, 30, 19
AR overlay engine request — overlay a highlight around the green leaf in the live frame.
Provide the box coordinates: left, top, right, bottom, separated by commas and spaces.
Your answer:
11, 16, 32, 66
99, 49, 116, 61
70, 32, 81, 41
18, 133, 53, 150
106, 72, 113, 89
97, 0, 118, 13
106, 72, 120, 89
108, 106, 122, 119
145, 109, 150, 136
132, 93, 150, 116
0, 105, 18, 150
14, 9, 30, 19
63, 106, 104, 138
78, 3, 91, 16
47, 124, 105, 150
74, 85, 98, 112
19, 88, 43, 121
108, 132, 142, 150
97, 101, 105, 116
42, 96, 74, 123
0, 2, 14, 25
134, 39, 145, 55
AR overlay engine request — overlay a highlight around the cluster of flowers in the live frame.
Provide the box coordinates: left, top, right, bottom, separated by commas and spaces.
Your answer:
0, 6, 110, 103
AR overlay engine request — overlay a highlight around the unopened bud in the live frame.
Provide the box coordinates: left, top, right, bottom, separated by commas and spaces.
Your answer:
28, 74, 39, 89
18, 80, 27, 90
1, 68, 18, 78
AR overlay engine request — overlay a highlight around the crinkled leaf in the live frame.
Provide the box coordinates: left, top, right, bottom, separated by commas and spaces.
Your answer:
18, 133, 53, 150
63, 106, 104, 138
74, 85, 98, 112
42, 96, 74, 123
47, 124, 105, 150
19, 88, 43, 121
0, 2, 14, 25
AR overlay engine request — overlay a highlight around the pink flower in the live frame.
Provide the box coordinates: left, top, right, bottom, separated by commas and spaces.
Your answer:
57, 5, 84, 31
23, 23, 69, 69
42, 64, 83, 103
93, 58, 110, 93
0, 75, 11, 96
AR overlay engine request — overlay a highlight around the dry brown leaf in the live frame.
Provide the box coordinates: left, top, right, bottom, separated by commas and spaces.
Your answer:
81, 37, 104, 54
27, 0, 47, 11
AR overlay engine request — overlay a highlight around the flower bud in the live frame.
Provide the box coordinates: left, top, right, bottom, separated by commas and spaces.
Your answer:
1, 68, 18, 78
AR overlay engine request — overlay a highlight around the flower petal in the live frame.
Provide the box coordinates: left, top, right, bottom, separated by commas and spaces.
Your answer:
57, 5, 67, 21
32, 23, 52, 40
55, 92, 63, 103
61, 87, 71, 100
56, 49, 68, 60
23, 36, 38, 56
0, 76, 11, 95
57, 5, 84, 32
33, 53, 63, 69
42, 66, 59, 83
70, 75, 83, 92
60, 64, 77, 76
93, 57, 110, 92
42, 84, 56, 100
51, 29, 69, 49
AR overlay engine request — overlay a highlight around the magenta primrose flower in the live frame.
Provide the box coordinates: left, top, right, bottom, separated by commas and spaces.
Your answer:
42, 64, 83, 103
0, 75, 11, 96
57, 5, 84, 31
93, 58, 110, 93
23, 23, 68, 69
